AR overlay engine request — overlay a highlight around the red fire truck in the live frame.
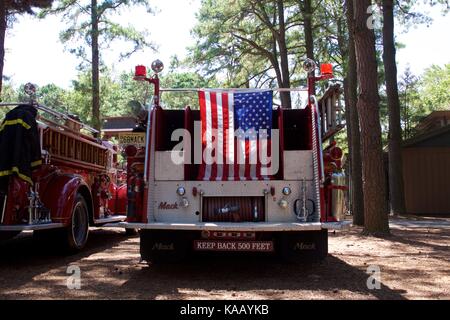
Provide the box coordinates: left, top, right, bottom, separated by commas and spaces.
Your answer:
0, 84, 128, 251
116, 59, 350, 263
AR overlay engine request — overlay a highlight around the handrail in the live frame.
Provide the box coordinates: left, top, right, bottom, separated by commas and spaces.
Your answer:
143, 96, 154, 183
0, 102, 99, 134
309, 95, 324, 223
159, 87, 309, 93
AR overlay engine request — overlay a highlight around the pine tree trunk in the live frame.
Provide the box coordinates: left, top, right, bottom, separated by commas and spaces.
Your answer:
303, 0, 314, 61
91, 0, 101, 131
354, 0, 389, 234
0, 2, 6, 97
277, 0, 291, 109
302, 0, 315, 92
346, 0, 364, 226
383, 0, 406, 215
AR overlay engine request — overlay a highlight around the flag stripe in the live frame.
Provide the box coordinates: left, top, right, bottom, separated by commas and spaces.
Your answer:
204, 92, 212, 180
199, 91, 206, 180
210, 93, 218, 180
227, 93, 235, 180
198, 90, 272, 181
216, 93, 224, 180
222, 93, 230, 181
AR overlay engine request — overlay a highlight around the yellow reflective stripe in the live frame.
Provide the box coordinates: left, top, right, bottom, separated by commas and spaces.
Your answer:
31, 160, 42, 167
0, 119, 31, 132
0, 167, 33, 185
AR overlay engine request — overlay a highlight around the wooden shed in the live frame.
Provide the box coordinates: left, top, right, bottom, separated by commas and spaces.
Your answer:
402, 116, 450, 215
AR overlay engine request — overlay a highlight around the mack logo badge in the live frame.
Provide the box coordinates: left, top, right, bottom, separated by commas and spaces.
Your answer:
152, 243, 175, 251
158, 202, 179, 210
294, 242, 316, 250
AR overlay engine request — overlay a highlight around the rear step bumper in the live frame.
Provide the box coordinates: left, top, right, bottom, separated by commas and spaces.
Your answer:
93, 215, 126, 225
109, 221, 352, 231
0, 223, 65, 231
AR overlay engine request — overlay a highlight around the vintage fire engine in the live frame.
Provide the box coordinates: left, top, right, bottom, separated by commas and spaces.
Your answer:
0, 84, 128, 251
117, 59, 350, 263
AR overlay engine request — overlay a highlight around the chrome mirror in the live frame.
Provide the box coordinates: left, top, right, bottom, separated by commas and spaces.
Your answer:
24, 83, 37, 96
151, 59, 164, 74
303, 58, 316, 73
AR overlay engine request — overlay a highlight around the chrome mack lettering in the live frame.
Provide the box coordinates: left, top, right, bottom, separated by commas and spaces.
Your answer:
294, 242, 316, 250
158, 202, 179, 210
151, 243, 174, 250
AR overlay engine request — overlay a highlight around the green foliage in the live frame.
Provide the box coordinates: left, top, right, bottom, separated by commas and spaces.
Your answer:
3, 0, 54, 19
1, 67, 220, 125
160, 70, 219, 109
39, 0, 155, 69
61, 69, 148, 123
0, 82, 18, 119
394, 0, 449, 31
399, 63, 450, 139
188, 0, 367, 100
0, 82, 18, 101
419, 64, 450, 110
37, 83, 67, 112
189, 0, 301, 88
35, 0, 155, 129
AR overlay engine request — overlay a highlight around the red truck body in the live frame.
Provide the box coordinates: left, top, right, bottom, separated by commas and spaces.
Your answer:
0, 96, 128, 251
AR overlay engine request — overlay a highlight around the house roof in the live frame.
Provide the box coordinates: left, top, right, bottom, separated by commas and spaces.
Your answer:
318, 84, 342, 105
102, 116, 136, 132
403, 124, 450, 148
415, 110, 450, 133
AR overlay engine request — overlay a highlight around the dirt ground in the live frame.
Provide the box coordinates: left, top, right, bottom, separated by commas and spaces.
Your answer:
0, 216, 448, 300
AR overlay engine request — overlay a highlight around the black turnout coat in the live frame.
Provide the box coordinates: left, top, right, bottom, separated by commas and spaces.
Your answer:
0, 104, 42, 185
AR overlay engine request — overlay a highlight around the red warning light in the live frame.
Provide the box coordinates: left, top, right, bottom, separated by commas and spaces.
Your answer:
134, 65, 147, 78
320, 63, 333, 76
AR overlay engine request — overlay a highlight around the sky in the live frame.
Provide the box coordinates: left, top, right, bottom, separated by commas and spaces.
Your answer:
2, 1, 449, 89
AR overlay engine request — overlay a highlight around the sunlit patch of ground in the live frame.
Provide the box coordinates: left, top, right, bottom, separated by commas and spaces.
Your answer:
0, 216, 448, 300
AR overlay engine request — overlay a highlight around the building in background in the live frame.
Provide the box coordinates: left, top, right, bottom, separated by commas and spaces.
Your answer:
402, 110, 450, 216
102, 116, 137, 140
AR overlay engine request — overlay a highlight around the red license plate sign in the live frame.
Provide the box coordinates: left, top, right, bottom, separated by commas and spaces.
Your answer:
193, 240, 274, 252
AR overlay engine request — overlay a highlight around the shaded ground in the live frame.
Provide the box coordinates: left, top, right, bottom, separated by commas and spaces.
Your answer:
0, 216, 448, 300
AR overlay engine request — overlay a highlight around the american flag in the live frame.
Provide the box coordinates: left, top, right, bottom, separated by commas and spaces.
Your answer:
198, 90, 273, 181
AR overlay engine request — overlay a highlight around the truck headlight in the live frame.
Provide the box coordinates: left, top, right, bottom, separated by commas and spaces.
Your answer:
282, 187, 291, 196
176, 186, 186, 196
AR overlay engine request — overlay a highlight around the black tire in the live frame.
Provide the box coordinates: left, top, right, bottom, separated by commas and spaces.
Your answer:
279, 230, 328, 263
65, 193, 90, 252
140, 230, 190, 264
33, 195, 89, 253
125, 228, 138, 236
0, 231, 20, 241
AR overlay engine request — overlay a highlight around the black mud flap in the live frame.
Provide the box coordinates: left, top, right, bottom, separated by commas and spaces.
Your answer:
140, 230, 191, 264
279, 229, 328, 263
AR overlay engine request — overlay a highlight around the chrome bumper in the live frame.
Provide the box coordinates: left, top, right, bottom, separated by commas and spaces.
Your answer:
0, 223, 65, 231
110, 221, 352, 232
